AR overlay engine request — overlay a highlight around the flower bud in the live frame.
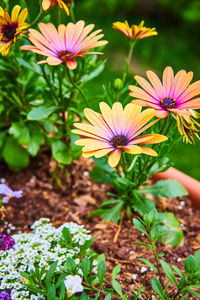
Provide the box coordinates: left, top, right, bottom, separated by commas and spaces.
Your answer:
113, 78, 123, 91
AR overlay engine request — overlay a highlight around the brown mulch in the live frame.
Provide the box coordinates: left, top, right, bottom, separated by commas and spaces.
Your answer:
0, 151, 200, 299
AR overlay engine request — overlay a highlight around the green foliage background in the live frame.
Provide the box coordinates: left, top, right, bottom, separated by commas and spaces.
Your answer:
77, 0, 200, 180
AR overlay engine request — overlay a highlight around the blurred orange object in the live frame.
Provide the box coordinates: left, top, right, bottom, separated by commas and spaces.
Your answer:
152, 167, 200, 208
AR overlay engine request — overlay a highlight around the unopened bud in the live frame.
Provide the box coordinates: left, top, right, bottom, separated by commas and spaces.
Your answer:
113, 78, 123, 91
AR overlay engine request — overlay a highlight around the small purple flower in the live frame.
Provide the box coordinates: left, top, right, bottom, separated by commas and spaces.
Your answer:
0, 184, 22, 203
0, 291, 11, 300
0, 234, 15, 250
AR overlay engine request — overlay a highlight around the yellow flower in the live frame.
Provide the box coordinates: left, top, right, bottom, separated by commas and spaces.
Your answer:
113, 20, 158, 40
42, 0, 72, 15
72, 102, 167, 168
0, 5, 29, 56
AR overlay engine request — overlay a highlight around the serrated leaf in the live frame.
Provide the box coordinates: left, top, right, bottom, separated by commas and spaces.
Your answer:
159, 260, 177, 286
139, 180, 188, 198
97, 260, 106, 289
138, 258, 158, 274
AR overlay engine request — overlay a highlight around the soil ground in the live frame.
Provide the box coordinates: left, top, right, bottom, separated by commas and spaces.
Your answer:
0, 152, 200, 299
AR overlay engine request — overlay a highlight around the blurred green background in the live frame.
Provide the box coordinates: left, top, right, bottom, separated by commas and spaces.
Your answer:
75, 0, 200, 180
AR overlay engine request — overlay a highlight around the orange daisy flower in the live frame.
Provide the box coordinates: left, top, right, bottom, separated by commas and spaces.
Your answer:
0, 5, 29, 56
72, 102, 167, 168
21, 21, 108, 70
42, 0, 72, 15
129, 66, 200, 143
113, 20, 158, 40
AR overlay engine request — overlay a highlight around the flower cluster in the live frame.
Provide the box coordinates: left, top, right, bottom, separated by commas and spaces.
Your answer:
0, 234, 15, 251
0, 218, 92, 300
0, 184, 22, 204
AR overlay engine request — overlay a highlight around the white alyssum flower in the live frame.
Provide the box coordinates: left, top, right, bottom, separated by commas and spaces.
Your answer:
0, 218, 91, 299
64, 275, 83, 295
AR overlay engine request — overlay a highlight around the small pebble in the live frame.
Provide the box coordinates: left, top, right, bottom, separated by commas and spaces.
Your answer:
177, 257, 182, 263
141, 233, 145, 236
129, 250, 135, 255
140, 267, 148, 274
180, 201, 185, 206
132, 274, 138, 280
30, 177, 36, 184
83, 171, 89, 176
0, 178, 6, 183
177, 205, 182, 210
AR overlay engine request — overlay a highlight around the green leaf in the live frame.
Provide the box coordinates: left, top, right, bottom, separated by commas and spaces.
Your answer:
80, 293, 89, 300
47, 285, 56, 300
159, 260, 177, 286
16, 58, 42, 75
102, 201, 124, 224
104, 294, 112, 300
158, 212, 184, 247
139, 180, 188, 198
9, 122, 30, 145
2, 136, 29, 171
27, 129, 43, 156
62, 227, 72, 243
133, 242, 153, 249
65, 258, 76, 272
133, 219, 148, 235
151, 277, 165, 300
28, 106, 57, 120
81, 257, 91, 281
112, 279, 123, 297
194, 249, 200, 270
80, 237, 94, 256
184, 255, 195, 275
97, 260, 106, 289
185, 288, 200, 298
90, 159, 116, 183
81, 60, 106, 83
51, 140, 72, 165
138, 258, 158, 274
133, 191, 156, 216
112, 265, 121, 280
172, 265, 185, 279
45, 261, 58, 288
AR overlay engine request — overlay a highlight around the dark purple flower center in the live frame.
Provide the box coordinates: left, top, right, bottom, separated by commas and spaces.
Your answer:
110, 135, 128, 148
1, 23, 18, 41
58, 50, 73, 61
0, 290, 11, 300
160, 97, 176, 110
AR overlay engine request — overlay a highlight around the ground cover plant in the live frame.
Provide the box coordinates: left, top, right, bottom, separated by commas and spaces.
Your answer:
0, 0, 200, 299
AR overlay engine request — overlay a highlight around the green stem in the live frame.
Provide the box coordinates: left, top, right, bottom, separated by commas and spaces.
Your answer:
136, 115, 169, 187
57, 6, 61, 26
31, 10, 45, 27
121, 152, 128, 175
69, 2, 75, 22
66, 68, 90, 108
38, 60, 60, 105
